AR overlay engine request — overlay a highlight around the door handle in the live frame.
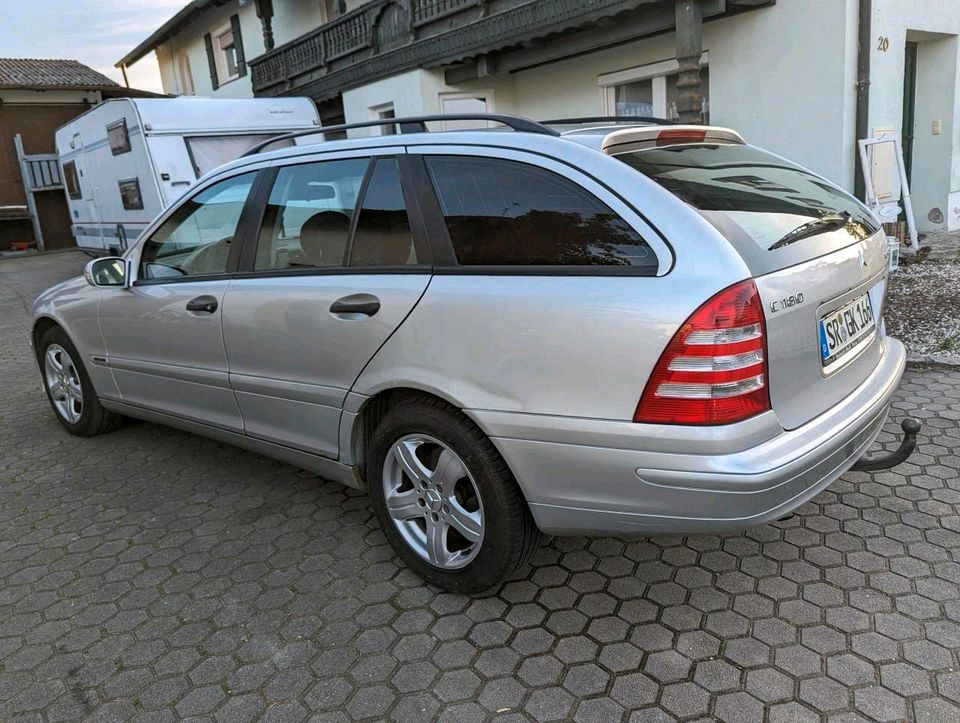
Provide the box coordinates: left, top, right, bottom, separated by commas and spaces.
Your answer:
330, 293, 380, 317
186, 295, 218, 313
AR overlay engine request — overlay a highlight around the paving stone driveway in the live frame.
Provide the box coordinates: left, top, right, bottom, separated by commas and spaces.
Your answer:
2, 251, 960, 723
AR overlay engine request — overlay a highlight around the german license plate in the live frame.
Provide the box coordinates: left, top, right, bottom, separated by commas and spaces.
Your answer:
819, 293, 875, 368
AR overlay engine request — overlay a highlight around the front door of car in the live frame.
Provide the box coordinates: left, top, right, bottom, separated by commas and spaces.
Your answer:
97, 170, 259, 431
221, 150, 431, 458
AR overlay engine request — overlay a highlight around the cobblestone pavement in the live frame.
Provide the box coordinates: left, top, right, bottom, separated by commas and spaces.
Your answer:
2, 251, 960, 723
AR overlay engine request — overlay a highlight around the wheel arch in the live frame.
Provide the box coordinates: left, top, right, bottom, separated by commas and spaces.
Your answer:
347, 385, 495, 484
32, 316, 63, 362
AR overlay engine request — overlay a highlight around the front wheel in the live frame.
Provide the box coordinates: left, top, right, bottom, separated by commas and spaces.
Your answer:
39, 327, 123, 437
367, 396, 542, 594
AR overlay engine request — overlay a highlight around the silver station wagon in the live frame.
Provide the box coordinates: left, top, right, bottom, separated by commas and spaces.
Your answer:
33, 114, 919, 592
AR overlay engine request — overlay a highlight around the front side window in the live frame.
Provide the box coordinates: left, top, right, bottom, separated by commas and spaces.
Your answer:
140, 172, 255, 279
255, 158, 367, 270
425, 156, 656, 269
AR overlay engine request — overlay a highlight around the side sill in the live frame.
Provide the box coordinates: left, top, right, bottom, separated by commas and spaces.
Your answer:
100, 399, 364, 490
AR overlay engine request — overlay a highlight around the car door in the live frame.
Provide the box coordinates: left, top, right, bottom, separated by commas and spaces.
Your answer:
97, 169, 260, 431
221, 149, 432, 458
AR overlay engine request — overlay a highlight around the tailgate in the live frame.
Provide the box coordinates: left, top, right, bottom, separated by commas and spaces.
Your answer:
610, 139, 889, 429
755, 229, 888, 429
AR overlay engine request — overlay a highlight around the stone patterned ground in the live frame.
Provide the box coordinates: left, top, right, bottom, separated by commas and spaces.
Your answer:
2, 251, 960, 722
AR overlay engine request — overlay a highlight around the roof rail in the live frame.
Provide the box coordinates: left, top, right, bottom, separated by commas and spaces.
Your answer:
541, 116, 679, 126
244, 113, 560, 156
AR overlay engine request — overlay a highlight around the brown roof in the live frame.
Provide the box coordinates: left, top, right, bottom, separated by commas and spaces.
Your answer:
0, 58, 120, 90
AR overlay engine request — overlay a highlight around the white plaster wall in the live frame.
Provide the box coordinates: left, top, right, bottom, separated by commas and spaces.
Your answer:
871, 0, 960, 231
156, 0, 262, 99
446, 2, 856, 189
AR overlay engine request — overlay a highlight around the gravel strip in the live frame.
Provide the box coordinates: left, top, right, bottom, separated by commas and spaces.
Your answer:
885, 257, 960, 360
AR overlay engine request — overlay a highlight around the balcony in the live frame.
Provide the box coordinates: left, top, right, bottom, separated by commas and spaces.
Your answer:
249, 0, 772, 102
249, 0, 669, 100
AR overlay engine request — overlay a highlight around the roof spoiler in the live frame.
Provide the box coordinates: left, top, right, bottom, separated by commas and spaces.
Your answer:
601, 125, 746, 154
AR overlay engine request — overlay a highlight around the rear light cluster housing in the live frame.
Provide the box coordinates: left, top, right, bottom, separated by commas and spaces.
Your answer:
634, 280, 771, 425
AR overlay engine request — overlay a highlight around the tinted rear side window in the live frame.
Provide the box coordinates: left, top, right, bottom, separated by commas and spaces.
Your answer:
350, 158, 417, 267
425, 156, 656, 269
614, 143, 879, 252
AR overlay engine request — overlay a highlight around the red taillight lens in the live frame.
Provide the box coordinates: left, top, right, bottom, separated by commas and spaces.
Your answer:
634, 280, 770, 425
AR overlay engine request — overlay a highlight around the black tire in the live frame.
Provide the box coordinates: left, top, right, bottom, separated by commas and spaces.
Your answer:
367, 395, 542, 594
38, 326, 124, 437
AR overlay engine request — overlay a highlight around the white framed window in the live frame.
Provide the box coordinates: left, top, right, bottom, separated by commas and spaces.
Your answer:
178, 52, 196, 96
213, 21, 240, 84
440, 92, 494, 130
599, 52, 709, 122
369, 103, 397, 135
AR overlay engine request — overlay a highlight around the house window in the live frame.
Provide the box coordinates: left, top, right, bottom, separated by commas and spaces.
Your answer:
440, 93, 493, 130
370, 103, 396, 135
63, 161, 81, 199
118, 178, 144, 211
215, 22, 240, 82
600, 53, 710, 122
107, 119, 131, 155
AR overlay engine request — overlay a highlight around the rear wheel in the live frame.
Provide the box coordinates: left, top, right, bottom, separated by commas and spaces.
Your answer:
39, 327, 123, 437
367, 396, 542, 594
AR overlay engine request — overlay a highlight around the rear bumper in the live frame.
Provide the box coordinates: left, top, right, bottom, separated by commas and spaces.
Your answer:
472, 337, 906, 536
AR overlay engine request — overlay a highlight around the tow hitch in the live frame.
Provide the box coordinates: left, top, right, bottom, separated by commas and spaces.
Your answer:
850, 417, 922, 472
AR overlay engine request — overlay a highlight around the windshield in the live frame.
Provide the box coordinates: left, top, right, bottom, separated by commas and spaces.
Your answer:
613, 143, 879, 252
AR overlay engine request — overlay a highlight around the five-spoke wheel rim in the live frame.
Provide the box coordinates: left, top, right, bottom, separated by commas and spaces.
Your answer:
382, 434, 484, 569
44, 344, 83, 424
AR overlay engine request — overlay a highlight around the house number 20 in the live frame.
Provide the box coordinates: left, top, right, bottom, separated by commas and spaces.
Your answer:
878, 36, 890, 51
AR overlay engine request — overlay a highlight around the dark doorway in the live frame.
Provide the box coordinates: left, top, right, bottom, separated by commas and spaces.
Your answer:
901, 41, 918, 184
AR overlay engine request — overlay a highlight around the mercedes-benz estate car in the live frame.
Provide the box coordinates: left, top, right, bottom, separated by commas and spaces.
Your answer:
33, 114, 911, 593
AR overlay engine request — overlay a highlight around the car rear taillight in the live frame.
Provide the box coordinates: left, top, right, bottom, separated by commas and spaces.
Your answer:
634, 280, 770, 425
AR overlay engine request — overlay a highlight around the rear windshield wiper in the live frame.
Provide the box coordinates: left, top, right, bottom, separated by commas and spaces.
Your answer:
768, 211, 851, 250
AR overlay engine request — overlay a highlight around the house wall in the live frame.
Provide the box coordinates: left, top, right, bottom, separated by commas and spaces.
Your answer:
870, 0, 960, 231
0, 89, 100, 250
341, 1, 856, 190
156, 0, 263, 98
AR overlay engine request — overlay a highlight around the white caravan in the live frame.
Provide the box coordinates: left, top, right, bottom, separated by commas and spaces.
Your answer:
55, 97, 319, 253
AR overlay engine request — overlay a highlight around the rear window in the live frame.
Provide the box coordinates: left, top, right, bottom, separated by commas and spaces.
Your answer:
613, 143, 879, 253
426, 156, 656, 270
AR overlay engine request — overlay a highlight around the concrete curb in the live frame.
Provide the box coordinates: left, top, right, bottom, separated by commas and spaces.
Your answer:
907, 354, 960, 370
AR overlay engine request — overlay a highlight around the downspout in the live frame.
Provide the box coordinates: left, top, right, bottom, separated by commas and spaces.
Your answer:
854, 0, 871, 200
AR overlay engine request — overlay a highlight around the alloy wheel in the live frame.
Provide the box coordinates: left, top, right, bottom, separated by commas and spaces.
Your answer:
382, 434, 484, 569
44, 344, 83, 424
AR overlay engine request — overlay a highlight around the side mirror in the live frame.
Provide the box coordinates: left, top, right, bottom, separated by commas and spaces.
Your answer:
84, 257, 130, 288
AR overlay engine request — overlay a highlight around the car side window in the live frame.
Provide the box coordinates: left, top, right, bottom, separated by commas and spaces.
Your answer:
349, 158, 417, 267
425, 155, 657, 269
254, 158, 368, 270
139, 172, 256, 280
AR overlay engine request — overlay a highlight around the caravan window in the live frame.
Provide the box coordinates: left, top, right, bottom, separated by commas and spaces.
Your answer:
140, 172, 255, 280
107, 119, 132, 155
63, 161, 81, 199
118, 178, 144, 210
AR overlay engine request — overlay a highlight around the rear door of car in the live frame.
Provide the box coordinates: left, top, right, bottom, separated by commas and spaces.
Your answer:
220, 147, 433, 458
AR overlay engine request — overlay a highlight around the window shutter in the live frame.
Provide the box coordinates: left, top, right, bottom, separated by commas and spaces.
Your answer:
231, 14, 247, 77
203, 32, 219, 90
